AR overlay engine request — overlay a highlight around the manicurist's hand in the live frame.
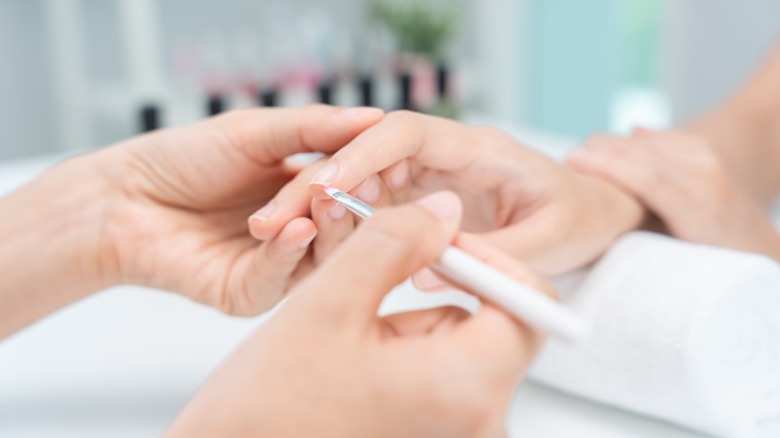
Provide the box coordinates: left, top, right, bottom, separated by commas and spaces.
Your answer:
249, 111, 645, 275
0, 105, 383, 337
567, 128, 780, 261
100, 105, 386, 315
167, 192, 554, 438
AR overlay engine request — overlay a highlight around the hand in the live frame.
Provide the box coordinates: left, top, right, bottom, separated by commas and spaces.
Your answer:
167, 192, 553, 438
566, 128, 780, 260
97, 105, 384, 314
249, 111, 645, 275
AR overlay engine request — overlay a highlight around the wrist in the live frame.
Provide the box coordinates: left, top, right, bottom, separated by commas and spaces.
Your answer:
685, 100, 780, 203
0, 151, 122, 337
27, 153, 120, 290
576, 172, 646, 236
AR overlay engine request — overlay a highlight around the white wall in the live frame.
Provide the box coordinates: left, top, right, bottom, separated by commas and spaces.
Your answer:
0, 0, 56, 160
664, 0, 780, 121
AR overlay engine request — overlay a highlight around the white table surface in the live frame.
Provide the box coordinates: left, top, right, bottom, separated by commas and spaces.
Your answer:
1, 135, 773, 438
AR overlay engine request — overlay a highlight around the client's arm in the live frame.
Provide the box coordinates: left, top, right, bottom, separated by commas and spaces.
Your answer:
567, 128, 780, 261
565, 41, 780, 259
0, 155, 114, 337
687, 41, 780, 203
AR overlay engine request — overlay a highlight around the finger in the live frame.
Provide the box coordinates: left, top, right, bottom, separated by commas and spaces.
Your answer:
311, 197, 356, 266
379, 159, 413, 205
236, 217, 317, 315
307, 111, 479, 199
631, 126, 660, 139
248, 160, 326, 241
379, 306, 470, 338
312, 172, 398, 265
454, 305, 545, 372
475, 206, 573, 275
210, 105, 384, 165
379, 159, 411, 191
292, 191, 463, 327
566, 137, 659, 198
567, 140, 696, 241
352, 173, 384, 205
412, 231, 553, 292
411, 267, 452, 291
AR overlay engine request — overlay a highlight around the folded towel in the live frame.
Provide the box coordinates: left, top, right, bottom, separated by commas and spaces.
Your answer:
530, 232, 780, 437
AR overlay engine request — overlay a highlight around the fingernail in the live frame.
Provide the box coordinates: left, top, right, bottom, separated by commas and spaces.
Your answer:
356, 174, 382, 203
413, 269, 449, 291
298, 232, 317, 249
250, 202, 277, 222
388, 161, 409, 188
414, 191, 460, 222
310, 163, 339, 187
566, 149, 589, 166
328, 203, 347, 220
341, 106, 384, 120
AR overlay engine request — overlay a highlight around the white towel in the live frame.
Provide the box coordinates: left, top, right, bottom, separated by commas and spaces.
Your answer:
529, 231, 780, 437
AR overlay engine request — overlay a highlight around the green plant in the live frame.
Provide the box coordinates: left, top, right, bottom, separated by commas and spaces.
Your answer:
372, 1, 459, 57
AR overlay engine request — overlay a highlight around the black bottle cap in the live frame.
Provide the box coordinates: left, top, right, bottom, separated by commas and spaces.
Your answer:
437, 63, 449, 99
359, 75, 374, 107
399, 72, 414, 111
318, 80, 334, 105
260, 88, 277, 107
207, 95, 225, 116
140, 104, 160, 132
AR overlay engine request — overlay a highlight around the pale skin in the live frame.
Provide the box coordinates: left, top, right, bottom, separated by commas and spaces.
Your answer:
0, 105, 387, 338
168, 192, 554, 438
0, 105, 554, 436
566, 41, 780, 261
249, 111, 646, 277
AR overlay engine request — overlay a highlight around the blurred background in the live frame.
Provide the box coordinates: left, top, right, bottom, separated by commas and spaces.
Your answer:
0, 0, 779, 161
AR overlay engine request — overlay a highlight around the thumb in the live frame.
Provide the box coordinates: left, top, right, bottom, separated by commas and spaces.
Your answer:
295, 191, 462, 327
210, 105, 384, 164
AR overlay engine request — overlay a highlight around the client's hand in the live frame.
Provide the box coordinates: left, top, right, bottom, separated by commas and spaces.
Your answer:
97, 105, 383, 314
250, 111, 644, 275
167, 192, 552, 438
567, 128, 780, 260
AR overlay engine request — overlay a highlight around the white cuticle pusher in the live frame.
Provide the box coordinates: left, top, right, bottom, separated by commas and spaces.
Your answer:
323, 187, 589, 343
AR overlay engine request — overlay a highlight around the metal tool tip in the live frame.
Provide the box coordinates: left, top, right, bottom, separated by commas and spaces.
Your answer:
323, 186, 341, 197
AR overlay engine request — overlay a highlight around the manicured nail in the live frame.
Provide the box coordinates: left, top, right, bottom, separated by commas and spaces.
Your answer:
413, 268, 449, 291
328, 203, 347, 220
298, 233, 317, 249
341, 106, 384, 120
310, 163, 339, 187
414, 191, 460, 222
387, 161, 409, 188
356, 174, 382, 203
250, 202, 277, 222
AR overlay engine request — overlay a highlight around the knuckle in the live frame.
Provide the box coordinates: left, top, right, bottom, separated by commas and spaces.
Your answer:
384, 110, 423, 132
365, 207, 441, 260
636, 169, 661, 191
216, 107, 255, 122
582, 133, 617, 149
472, 125, 514, 146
